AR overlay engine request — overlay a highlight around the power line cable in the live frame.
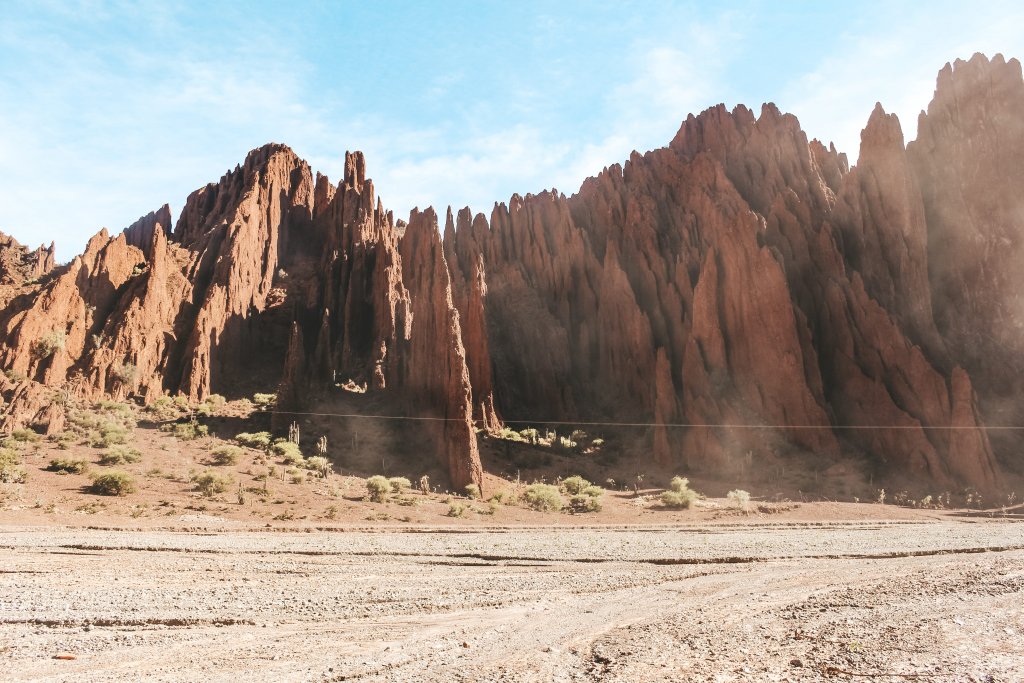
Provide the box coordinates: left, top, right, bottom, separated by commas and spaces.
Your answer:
268, 409, 1024, 430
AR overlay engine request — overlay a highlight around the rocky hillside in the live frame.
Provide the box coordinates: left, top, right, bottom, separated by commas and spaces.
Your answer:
1, 53, 1021, 494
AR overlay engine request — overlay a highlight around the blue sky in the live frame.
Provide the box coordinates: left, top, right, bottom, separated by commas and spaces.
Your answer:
2, 1, 1022, 260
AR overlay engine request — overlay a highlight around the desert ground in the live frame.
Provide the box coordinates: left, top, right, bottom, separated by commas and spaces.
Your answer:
1, 516, 1023, 682
2, 399, 1023, 681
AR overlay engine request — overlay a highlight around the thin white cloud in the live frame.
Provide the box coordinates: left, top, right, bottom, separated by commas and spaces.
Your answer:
781, 2, 1024, 162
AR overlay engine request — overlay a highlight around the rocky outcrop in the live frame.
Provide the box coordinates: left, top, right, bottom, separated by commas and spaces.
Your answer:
0, 232, 54, 287
399, 209, 482, 491
832, 104, 940, 353
909, 54, 1024, 407
123, 205, 173, 251
444, 208, 500, 431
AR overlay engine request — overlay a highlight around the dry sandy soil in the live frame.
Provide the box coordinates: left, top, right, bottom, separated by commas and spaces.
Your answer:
1, 517, 1022, 682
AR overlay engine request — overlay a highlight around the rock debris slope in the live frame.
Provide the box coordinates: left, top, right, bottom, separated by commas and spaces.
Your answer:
1, 53, 1021, 493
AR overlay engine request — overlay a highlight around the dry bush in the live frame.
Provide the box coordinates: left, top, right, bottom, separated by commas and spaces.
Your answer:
305, 456, 331, 478
0, 448, 27, 483
727, 489, 751, 511
566, 482, 604, 513
366, 475, 390, 502
162, 422, 208, 441
46, 458, 89, 474
389, 476, 412, 493
271, 440, 303, 465
191, 470, 230, 497
90, 471, 135, 496
99, 445, 142, 465
236, 432, 273, 450
560, 475, 591, 495
209, 445, 243, 466
661, 476, 700, 509
33, 330, 65, 359
522, 483, 563, 512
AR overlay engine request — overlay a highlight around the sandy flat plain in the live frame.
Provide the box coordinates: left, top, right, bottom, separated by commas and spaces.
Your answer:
1, 516, 1022, 682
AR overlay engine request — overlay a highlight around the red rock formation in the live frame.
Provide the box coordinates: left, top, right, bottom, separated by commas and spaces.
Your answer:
123, 205, 173, 251
398, 209, 483, 491
0, 232, 54, 287
273, 155, 482, 490
832, 104, 941, 352
444, 208, 500, 431
910, 54, 1024, 402
2, 55, 1020, 494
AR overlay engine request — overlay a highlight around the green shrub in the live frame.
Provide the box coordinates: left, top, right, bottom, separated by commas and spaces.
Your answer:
522, 483, 563, 512
194, 394, 227, 417
305, 456, 331, 478
86, 422, 130, 448
560, 475, 591, 495
163, 422, 208, 440
272, 440, 303, 465
90, 471, 135, 496
252, 393, 277, 409
94, 401, 137, 422
366, 475, 390, 502
46, 458, 89, 474
661, 476, 700, 509
568, 494, 602, 513
99, 445, 142, 465
10, 428, 41, 444
447, 502, 465, 517
192, 470, 230, 497
0, 448, 27, 483
210, 445, 242, 466
727, 489, 751, 511
389, 476, 411, 493
145, 396, 185, 421
112, 363, 138, 385
464, 483, 481, 499
565, 482, 603, 513
3, 368, 27, 383
33, 330, 66, 359
519, 428, 539, 443
236, 432, 272, 450
205, 394, 226, 408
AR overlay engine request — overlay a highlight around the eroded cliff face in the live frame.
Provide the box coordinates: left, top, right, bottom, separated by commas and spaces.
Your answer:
437, 60, 1014, 492
0, 233, 54, 288
271, 154, 483, 490
2, 54, 1021, 494
909, 54, 1024, 427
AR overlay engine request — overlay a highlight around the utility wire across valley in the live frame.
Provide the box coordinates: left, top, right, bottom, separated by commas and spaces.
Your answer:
268, 410, 1024, 430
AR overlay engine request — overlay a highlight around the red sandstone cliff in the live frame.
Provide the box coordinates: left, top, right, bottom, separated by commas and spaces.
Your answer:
2, 54, 1021, 494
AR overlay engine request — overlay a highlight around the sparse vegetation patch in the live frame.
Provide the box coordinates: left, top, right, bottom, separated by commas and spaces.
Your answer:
192, 471, 230, 497
236, 432, 273, 450
0, 448, 27, 483
99, 445, 142, 465
209, 445, 243, 466
46, 458, 89, 474
90, 471, 135, 496
661, 476, 700, 509
522, 483, 563, 512
366, 475, 390, 502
